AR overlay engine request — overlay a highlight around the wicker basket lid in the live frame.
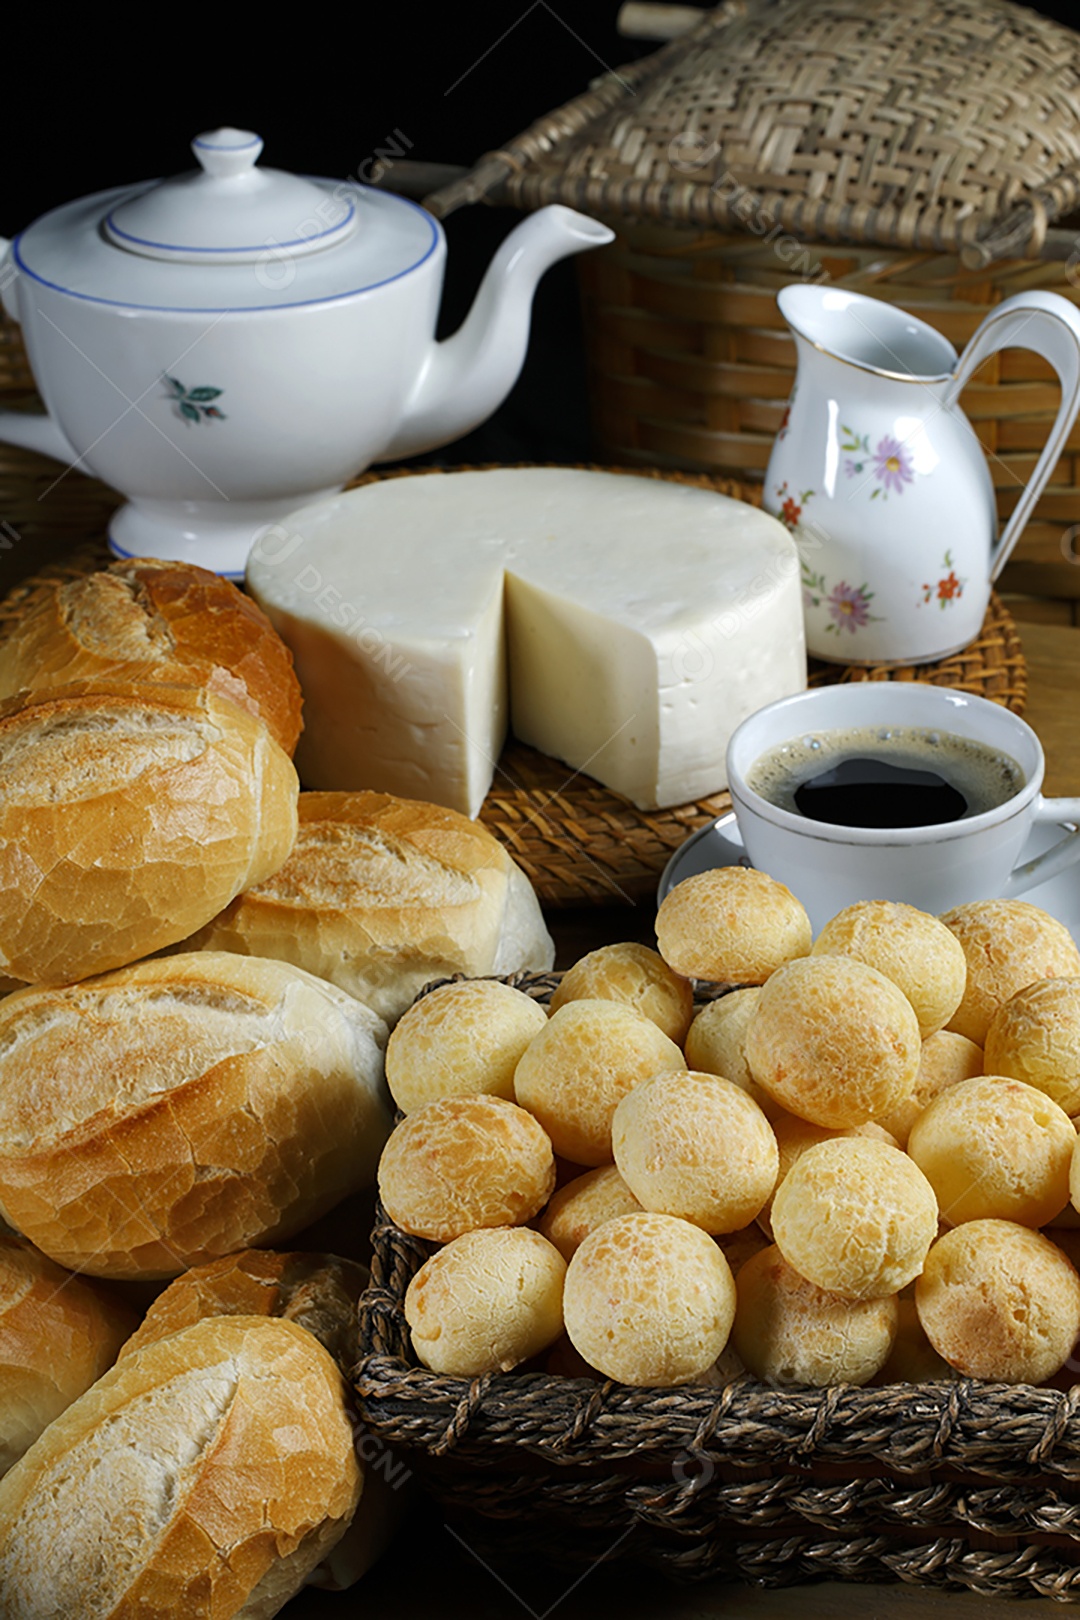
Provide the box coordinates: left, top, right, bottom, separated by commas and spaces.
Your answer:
429, 0, 1080, 265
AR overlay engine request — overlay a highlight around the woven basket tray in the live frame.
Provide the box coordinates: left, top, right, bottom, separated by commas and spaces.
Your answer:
427, 0, 1080, 575
572, 228, 1080, 563
0, 460, 1026, 908
354, 973, 1080, 1603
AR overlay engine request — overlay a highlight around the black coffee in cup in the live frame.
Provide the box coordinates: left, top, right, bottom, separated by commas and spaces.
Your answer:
746, 724, 1025, 830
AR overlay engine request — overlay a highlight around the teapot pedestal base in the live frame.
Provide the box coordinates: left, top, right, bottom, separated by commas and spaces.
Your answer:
107, 491, 343, 581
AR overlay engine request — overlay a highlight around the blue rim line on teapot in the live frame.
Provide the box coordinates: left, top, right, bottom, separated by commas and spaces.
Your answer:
10, 190, 439, 314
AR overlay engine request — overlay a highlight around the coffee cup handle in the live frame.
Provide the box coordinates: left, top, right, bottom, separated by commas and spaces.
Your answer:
999, 798, 1080, 898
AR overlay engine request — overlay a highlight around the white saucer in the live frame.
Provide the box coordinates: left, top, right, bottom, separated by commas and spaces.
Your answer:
659, 814, 1080, 945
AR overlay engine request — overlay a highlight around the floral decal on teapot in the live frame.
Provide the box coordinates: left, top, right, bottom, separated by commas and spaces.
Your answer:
842, 426, 915, 497
165, 376, 227, 424
920, 551, 966, 609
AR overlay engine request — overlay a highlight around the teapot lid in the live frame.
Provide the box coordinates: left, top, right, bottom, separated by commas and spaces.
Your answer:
103, 128, 357, 263
12, 128, 440, 313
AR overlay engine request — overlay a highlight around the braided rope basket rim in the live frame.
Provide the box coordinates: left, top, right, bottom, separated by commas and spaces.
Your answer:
0, 462, 1027, 910
354, 974, 1080, 1599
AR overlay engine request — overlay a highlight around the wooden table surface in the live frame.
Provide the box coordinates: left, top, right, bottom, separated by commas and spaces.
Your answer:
1, 533, 1079, 1615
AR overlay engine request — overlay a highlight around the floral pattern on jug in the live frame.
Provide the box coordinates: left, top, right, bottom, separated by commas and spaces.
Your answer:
801, 562, 884, 637
841, 425, 916, 498
920, 551, 966, 609
777, 385, 796, 440
773, 480, 814, 532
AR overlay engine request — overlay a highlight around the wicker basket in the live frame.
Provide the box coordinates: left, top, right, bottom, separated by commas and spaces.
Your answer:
428, 0, 1080, 582
355, 973, 1080, 1604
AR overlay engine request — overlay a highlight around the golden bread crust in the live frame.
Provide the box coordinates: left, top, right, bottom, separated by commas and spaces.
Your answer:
0, 558, 302, 754
0, 680, 298, 985
0, 1316, 362, 1619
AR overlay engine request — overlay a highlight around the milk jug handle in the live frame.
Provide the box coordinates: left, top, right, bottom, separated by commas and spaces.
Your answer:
944, 290, 1080, 583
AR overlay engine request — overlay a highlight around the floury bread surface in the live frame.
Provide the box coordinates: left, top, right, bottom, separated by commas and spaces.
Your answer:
0, 678, 298, 985
0, 556, 303, 754
0, 953, 390, 1278
246, 469, 806, 815
183, 791, 554, 1024
0, 1316, 362, 1619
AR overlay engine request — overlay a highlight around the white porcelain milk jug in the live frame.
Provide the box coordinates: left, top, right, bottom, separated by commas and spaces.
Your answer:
765, 285, 1080, 664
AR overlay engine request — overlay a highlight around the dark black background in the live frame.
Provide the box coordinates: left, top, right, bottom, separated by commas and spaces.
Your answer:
3, 0, 1079, 466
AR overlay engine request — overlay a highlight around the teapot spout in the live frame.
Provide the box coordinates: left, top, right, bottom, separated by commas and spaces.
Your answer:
378, 206, 614, 462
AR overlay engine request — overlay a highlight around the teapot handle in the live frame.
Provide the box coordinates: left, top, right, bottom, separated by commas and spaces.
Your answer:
944, 290, 1080, 582
0, 237, 80, 465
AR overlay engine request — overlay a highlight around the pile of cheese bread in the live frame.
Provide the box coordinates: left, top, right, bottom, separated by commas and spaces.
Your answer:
377, 869, 1080, 1395
0, 556, 554, 1618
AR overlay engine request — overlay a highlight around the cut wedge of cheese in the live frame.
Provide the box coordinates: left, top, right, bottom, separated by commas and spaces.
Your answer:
247, 469, 806, 815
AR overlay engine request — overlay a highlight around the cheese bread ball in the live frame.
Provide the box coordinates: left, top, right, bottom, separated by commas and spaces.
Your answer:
611, 1070, 778, 1234
877, 1031, 983, 1149
940, 900, 1080, 1046
405, 1227, 566, 1376
563, 1213, 735, 1386
744, 955, 921, 1128
757, 1111, 898, 1239
513, 1000, 684, 1166
549, 943, 693, 1045
984, 978, 1080, 1117
377, 1095, 555, 1242
915, 1221, 1080, 1383
1067, 1136, 1080, 1222
385, 979, 548, 1114
538, 1165, 644, 1262
655, 868, 811, 984
873, 1298, 957, 1385
771, 1137, 938, 1299
718, 1224, 772, 1276
811, 901, 966, 1039
907, 1075, 1075, 1228
683, 988, 772, 1108
732, 1246, 898, 1388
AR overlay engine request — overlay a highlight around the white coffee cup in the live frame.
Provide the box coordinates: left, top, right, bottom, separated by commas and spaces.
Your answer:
726, 683, 1080, 934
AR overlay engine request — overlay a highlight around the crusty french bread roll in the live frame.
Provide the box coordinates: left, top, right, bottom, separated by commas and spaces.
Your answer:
0, 953, 390, 1279
0, 556, 303, 754
118, 1250, 405, 1593
0, 1315, 362, 1619
180, 790, 555, 1024
0, 679, 298, 985
119, 1248, 368, 1373
0, 1233, 138, 1477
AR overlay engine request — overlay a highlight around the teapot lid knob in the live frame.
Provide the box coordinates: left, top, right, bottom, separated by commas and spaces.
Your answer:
191, 128, 264, 179
102, 127, 357, 264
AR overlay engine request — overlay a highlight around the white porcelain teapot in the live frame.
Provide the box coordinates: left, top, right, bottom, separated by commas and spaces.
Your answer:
764, 284, 1080, 665
0, 128, 613, 577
